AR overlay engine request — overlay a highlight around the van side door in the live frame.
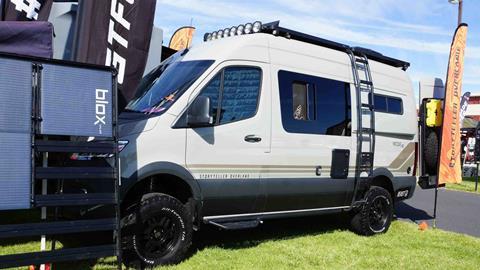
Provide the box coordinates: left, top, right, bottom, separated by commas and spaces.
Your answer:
185, 62, 271, 217
264, 69, 355, 212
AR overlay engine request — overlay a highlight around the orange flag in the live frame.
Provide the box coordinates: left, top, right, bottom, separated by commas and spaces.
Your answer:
438, 23, 468, 185
169, 26, 195, 51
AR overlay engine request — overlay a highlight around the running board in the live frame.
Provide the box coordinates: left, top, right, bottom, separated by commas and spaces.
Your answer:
208, 220, 261, 230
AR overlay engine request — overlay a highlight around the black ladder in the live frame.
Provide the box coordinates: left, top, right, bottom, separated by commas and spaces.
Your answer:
348, 51, 376, 204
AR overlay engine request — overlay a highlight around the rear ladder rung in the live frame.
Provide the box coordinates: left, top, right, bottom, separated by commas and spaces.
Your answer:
361, 127, 375, 133
360, 87, 372, 92
360, 80, 373, 86
355, 58, 368, 64
361, 103, 374, 110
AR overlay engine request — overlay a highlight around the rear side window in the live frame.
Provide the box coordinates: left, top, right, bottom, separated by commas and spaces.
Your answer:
387, 97, 403, 114
371, 94, 403, 114
374, 95, 387, 112
279, 70, 351, 136
195, 66, 261, 125
292, 82, 315, 121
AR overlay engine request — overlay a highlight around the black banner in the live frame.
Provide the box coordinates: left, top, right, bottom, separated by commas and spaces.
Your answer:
2, 0, 52, 21
0, 21, 53, 58
75, 0, 156, 108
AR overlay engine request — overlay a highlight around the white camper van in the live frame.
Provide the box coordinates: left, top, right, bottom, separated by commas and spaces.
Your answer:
117, 21, 417, 267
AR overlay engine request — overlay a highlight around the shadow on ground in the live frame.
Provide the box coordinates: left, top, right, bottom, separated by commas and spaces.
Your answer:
2, 206, 432, 269
1, 212, 355, 269
394, 201, 433, 223
192, 213, 352, 251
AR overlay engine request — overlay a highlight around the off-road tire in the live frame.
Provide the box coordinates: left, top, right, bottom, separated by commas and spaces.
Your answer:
122, 193, 192, 268
424, 130, 439, 174
351, 186, 393, 236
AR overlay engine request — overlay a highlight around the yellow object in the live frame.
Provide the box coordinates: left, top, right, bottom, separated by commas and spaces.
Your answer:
425, 99, 443, 127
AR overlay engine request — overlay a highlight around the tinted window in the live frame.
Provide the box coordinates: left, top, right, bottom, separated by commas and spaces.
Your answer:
279, 70, 351, 136
371, 94, 403, 114
387, 97, 403, 114
195, 67, 261, 125
292, 82, 309, 120
374, 95, 387, 112
220, 67, 261, 124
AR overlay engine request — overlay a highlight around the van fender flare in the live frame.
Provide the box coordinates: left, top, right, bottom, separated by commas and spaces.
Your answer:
371, 168, 394, 181
370, 168, 395, 196
121, 162, 201, 202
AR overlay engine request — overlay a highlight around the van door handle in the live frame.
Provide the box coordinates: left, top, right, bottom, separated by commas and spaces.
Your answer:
244, 135, 262, 143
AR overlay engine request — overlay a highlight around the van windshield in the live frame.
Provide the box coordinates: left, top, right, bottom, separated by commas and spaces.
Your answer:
126, 59, 214, 114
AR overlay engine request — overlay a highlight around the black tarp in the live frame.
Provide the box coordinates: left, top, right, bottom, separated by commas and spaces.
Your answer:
1, 0, 53, 21
75, 0, 156, 109
0, 21, 53, 58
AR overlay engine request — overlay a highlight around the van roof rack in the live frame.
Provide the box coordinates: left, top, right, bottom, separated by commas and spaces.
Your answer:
261, 21, 410, 71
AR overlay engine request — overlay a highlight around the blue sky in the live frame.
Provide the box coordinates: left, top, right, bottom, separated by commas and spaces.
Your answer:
154, 0, 479, 96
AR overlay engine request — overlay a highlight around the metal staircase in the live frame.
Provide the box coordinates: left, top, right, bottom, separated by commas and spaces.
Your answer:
0, 60, 122, 269
348, 50, 376, 204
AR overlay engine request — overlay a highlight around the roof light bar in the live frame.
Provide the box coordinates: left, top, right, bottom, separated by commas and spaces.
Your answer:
203, 21, 263, 42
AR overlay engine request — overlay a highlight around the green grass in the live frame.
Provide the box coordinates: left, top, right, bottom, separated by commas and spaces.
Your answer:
1, 216, 479, 270
446, 177, 479, 193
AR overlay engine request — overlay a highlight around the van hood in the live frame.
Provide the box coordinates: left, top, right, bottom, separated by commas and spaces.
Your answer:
119, 112, 158, 137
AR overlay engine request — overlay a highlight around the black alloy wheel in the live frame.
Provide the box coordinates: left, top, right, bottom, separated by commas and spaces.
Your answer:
122, 193, 192, 268
368, 195, 390, 233
137, 214, 182, 259
351, 186, 393, 236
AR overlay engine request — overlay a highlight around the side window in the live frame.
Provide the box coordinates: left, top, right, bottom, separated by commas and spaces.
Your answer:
374, 95, 387, 112
292, 82, 315, 121
199, 74, 221, 120
371, 94, 403, 114
194, 66, 261, 126
278, 70, 351, 136
220, 67, 261, 124
387, 97, 403, 114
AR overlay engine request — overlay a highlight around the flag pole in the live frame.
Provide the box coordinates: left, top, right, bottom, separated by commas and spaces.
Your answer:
433, 177, 438, 228
0, 0, 5, 21
476, 162, 479, 192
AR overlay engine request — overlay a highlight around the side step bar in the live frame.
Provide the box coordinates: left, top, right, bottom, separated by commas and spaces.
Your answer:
0, 245, 116, 268
208, 220, 261, 230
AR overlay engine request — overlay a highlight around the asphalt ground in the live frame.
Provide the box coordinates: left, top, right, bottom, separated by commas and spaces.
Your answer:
395, 186, 480, 237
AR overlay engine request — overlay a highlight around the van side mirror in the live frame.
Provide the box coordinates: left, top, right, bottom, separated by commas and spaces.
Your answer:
187, 96, 214, 127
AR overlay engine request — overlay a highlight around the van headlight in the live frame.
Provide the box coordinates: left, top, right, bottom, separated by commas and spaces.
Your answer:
117, 140, 129, 153
70, 140, 129, 160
